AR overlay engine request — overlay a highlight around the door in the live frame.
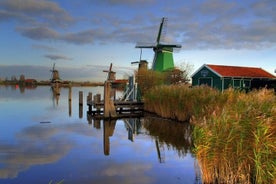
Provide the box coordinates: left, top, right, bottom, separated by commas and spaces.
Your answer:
199, 78, 212, 87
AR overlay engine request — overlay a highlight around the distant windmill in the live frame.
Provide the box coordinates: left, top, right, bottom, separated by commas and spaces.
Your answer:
50, 63, 61, 83
135, 17, 181, 71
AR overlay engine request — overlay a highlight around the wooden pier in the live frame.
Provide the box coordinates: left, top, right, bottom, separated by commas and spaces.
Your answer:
87, 98, 144, 119
87, 63, 144, 119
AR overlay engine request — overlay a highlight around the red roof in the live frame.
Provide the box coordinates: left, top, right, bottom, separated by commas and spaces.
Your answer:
207, 64, 275, 78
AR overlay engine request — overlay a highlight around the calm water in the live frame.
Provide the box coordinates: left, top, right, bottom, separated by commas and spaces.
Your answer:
0, 85, 200, 184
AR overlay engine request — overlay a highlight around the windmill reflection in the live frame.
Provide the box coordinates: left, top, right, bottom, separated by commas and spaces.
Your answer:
51, 85, 60, 106
87, 117, 193, 163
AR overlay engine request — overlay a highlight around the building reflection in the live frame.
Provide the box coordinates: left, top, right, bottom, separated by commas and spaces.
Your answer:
4, 84, 37, 94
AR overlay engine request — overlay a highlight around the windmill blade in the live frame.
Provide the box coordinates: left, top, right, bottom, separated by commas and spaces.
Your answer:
159, 17, 168, 43
158, 43, 182, 48
135, 42, 156, 48
103, 63, 113, 80
109, 63, 112, 72
135, 45, 156, 48
131, 61, 140, 65
156, 17, 167, 44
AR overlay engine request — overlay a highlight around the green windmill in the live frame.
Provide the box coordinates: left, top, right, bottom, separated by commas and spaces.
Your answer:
135, 17, 181, 72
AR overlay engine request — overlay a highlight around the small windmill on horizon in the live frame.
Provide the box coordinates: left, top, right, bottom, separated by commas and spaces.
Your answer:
50, 63, 61, 83
135, 17, 181, 72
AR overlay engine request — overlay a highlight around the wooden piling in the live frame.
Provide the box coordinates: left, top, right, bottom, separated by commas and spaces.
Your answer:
94, 94, 101, 113
68, 87, 72, 117
79, 91, 83, 118
68, 86, 72, 101
87, 92, 92, 112
79, 91, 83, 106
104, 81, 117, 118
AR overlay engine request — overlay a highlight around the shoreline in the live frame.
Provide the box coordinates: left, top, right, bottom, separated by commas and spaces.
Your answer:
0, 81, 104, 87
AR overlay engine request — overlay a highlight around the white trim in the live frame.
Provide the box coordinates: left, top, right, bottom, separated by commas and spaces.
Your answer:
191, 64, 222, 78
191, 64, 207, 78
204, 65, 223, 77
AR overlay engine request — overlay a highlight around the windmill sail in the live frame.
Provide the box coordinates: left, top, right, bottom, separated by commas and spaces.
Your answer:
135, 17, 181, 71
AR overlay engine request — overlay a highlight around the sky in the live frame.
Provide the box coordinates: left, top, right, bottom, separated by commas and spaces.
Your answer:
0, 0, 275, 81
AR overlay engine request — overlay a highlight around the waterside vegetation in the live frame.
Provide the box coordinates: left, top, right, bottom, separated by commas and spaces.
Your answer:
192, 88, 276, 184
139, 70, 276, 183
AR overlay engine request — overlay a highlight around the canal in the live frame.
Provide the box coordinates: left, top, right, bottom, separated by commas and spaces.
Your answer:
0, 85, 200, 184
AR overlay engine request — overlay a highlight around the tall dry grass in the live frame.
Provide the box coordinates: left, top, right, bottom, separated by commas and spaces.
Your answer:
136, 68, 190, 96
143, 84, 276, 183
192, 88, 276, 183
136, 69, 167, 96
143, 85, 226, 122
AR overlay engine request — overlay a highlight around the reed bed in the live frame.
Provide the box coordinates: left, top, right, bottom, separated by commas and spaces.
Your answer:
136, 69, 167, 96
143, 85, 226, 122
143, 85, 276, 183
192, 88, 276, 183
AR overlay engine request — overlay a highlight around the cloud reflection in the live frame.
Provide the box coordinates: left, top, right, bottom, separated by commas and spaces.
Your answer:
100, 162, 154, 184
0, 124, 76, 179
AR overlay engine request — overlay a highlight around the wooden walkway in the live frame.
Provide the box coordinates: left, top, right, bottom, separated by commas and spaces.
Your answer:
87, 100, 144, 119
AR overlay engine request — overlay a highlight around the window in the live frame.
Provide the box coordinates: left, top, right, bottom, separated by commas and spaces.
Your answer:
233, 79, 241, 88
243, 80, 251, 88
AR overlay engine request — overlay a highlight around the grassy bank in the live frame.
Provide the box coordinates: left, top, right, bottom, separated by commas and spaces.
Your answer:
143, 85, 276, 183
143, 85, 227, 122
192, 88, 276, 183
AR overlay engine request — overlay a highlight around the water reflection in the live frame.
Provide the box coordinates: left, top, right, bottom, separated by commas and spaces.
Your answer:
103, 120, 116, 155
0, 124, 73, 179
0, 86, 199, 183
88, 119, 143, 156
51, 85, 61, 106
143, 117, 193, 158
88, 117, 194, 159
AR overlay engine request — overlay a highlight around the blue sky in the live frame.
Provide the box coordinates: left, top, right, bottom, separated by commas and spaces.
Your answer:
0, 0, 275, 81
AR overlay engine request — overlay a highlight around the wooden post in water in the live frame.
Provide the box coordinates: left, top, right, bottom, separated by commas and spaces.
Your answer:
79, 91, 83, 106
103, 63, 117, 119
104, 81, 117, 118
87, 92, 92, 112
94, 94, 101, 114
68, 86, 72, 117
79, 91, 83, 118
